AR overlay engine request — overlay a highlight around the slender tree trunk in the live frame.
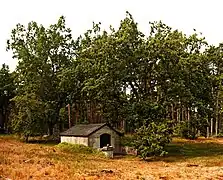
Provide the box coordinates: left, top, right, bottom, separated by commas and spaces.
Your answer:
166, 106, 169, 119
206, 125, 209, 138
176, 107, 179, 122
48, 125, 53, 136
0, 111, 3, 129
187, 107, 190, 121
216, 90, 219, 136
25, 135, 29, 143
184, 107, 187, 122
171, 104, 174, 120
187, 107, 190, 136
210, 118, 213, 136
219, 113, 222, 133
75, 103, 79, 124
122, 119, 126, 133
67, 104, 71, 128
180, 103, 183, 122
198, 130, 200, 137
216, 119, 218, 136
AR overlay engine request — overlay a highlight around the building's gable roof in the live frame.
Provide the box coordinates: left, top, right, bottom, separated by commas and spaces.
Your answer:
60, 123, 123, 137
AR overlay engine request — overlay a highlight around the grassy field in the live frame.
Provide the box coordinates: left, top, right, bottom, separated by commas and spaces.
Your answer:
1, 136, 223, 180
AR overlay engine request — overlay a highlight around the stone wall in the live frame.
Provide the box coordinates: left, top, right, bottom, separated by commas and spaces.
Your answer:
88, 126, 121, 153
60, 136, 88, 146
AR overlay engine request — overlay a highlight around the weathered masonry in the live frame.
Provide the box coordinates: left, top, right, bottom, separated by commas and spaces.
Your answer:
60, 123, 123, 153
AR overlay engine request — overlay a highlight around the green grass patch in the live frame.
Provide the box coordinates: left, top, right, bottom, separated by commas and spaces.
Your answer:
0, 134, 58, 146
139, 138, 223, 163
0, 134, 20, 140
156, 138, 223, 163
167, 141, 223, 158
56, 142, 105, 156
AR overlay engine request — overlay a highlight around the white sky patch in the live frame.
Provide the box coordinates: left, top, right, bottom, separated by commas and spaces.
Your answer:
1, 0, 223, 70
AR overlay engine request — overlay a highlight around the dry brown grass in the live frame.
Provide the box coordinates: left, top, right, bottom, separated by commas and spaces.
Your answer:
1, 136, 223, 180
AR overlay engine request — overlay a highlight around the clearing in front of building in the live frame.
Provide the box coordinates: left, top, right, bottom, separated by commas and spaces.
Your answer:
1, 136, 223, 179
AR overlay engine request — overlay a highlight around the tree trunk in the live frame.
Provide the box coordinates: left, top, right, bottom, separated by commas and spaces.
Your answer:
176, 107, 179, 122
216, 90, 219, 136
171, 104, 174, 120
180, 104, 183, 122
25, 135, 29, 143
67, 104, 71, 128
210, 118, 213, 136
187, 107, 190, 121
48, 126, 53, 136
187, 107, 190, 136
206, 125, 209, 138
216, 119, 218, 136
0, 111, 3, 129
122, 119, 126, 133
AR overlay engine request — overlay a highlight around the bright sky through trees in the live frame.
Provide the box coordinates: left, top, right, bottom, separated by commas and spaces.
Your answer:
1, 0, 223, 70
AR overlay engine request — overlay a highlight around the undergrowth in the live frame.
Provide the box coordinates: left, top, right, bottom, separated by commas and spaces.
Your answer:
56, 142, 105, 157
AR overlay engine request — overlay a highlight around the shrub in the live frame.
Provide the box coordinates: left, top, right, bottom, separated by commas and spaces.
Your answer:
175, 117, 208, 140
133, 120, 173, 159
56, 142, 104, 156
216, 129, 223, 137
120, 134, 136, 147
174, 121, 198, 140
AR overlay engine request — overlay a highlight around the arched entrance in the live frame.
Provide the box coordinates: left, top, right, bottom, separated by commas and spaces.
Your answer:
100, 133, 111, 148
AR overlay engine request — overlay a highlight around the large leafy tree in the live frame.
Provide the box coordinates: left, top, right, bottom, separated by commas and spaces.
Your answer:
6, 12, 223, 156
10, 93, 45, 141
7, 16, 76, 136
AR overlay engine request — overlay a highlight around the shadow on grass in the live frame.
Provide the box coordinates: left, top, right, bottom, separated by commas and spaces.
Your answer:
0, 134, 59, 146
156, 140, 223, 162
27, 139, 59, 146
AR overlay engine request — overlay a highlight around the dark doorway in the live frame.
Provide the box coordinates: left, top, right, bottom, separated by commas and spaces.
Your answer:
100, 133, 111, 148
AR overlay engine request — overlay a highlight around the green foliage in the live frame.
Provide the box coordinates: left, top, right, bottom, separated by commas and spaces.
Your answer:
56, 142, 104, 156
134, 120, 173, 159
126, 101, 166, 129
120, 134, 136, 147
7, 16, 75, 135
4, 12, 223, 157
59, 108, 69, 129
0, 64, 15, 130
175, 117, 208, 139
10, 93, 46, 140
177, 121, 198, 140
166, 139, 223, 159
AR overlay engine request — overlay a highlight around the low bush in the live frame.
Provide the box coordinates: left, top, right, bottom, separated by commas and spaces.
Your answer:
56, 142, 104, 156
174, 119, 208, 140
216, 129, 223, 137
121, 134, 136, 147
133, 120, 173, 159
174, 121, 198, 140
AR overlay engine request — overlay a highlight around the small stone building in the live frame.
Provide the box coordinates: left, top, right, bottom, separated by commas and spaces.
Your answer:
60, 123, 123, 153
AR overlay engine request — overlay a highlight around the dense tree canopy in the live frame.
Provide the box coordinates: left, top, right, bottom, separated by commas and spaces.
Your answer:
0, 64, 15, 131
2, 12, 223, 156
7, 16, 76, 136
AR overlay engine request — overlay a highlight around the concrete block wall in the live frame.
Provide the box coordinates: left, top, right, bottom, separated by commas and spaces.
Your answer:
60, 136, 88, 146
89, 126, 121, 153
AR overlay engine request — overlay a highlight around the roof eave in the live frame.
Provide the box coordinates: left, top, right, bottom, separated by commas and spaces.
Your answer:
60, 134, 89, 137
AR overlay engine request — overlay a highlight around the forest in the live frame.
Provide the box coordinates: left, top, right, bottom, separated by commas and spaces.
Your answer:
1, 12, 223, 158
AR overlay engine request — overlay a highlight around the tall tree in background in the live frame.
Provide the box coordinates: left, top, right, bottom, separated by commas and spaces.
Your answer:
0, 64, 15, 131
5, 12, 223, 156
206, 44, 223, 136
